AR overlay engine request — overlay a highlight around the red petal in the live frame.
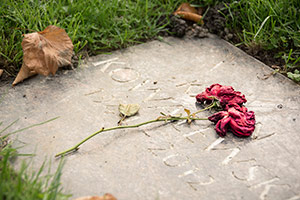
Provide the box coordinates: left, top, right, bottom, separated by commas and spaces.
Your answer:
217, 86, 247, 107
207, 84, 222, 96
227, 107, 256, 137
196, 84, 223, 104
208, 111, 228, 123
215, 117, 231, 137
229, 119, 255, 137
196, 92, 213, 104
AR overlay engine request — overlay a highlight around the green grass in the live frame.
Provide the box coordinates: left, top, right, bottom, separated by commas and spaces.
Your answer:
0, 0, 185, 76
0, 149, 69, 200
0, 0, 299, 82
0, 119, 69, 200
221, 0, 300, 80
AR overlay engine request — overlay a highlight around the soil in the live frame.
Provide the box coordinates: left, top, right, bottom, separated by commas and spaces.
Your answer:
167, 3, 284, 68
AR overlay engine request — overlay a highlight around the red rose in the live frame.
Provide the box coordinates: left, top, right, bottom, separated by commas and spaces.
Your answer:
208, 104, 255, 137
196, 84, 247, 107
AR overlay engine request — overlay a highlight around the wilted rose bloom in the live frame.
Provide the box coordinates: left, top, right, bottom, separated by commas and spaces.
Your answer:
196, 84, 247, 107
208, 103, 255, 137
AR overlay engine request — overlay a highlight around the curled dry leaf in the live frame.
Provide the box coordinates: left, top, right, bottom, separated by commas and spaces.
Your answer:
175, 3, 198, 14
184, 108, 191, 116
118, 103, 140, 125
74, 193, 117, 200
173, 3, 203, 23
13, 25, 74, 86
119, 103, 140, 117
184, 108, 192, 124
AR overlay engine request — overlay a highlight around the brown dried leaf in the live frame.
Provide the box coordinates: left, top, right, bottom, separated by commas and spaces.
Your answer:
74, 193, 117, 200
173, 3, 203, 23
12, 25, 73, 86
0, 69, 3, 77
174, 11, 203, 23
175, 3, 198, 14
12, 64, 37, 86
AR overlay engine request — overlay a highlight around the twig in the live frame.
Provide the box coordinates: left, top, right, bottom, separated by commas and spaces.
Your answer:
55, 116, 208, 158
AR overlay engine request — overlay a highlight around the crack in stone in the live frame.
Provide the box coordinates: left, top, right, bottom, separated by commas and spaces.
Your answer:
142, 130, 151, 137
147, 147, 167, 156
84, 89, 104, 96
171, 124, 181, 132
187, 182, 198, 191
256, 132, 276, 140
234, 158, 257, 163
185, 137, 194, 143
149, 97, 174, 101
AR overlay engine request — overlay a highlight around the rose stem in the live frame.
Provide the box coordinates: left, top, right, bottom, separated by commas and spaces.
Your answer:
192, 102, 217, 115
55, 116, 208, 158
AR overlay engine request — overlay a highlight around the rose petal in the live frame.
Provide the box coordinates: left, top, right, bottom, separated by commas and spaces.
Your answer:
215, 117, 231, 137
196, 84, 255, 137
196, 84, 247, 107
196, 92, 213, 104
227, 107, 256, 137
209, 104, 256, 137
218, 87, 247, 106
208, 84, 222, 96
229, 119, 255, 137
245, 111, 256, 124
208, 111, 228, 123
196, 84, 223, 104
226, 103, 248, 113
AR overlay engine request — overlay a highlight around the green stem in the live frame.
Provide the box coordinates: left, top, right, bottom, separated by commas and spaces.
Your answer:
55, 116, 208, 157
193, 102, 217, 115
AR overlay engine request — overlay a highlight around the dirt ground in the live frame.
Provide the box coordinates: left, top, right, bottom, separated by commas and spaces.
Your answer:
167, 3, 284, 68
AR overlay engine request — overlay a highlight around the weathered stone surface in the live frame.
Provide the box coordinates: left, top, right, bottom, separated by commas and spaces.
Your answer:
1, 36, 300, 200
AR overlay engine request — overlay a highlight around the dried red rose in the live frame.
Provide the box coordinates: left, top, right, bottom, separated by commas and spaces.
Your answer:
196, 84, 247, 107
208, 103, 255, 137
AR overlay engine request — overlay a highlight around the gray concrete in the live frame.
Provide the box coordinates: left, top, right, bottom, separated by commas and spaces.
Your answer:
1, 35, 300, 200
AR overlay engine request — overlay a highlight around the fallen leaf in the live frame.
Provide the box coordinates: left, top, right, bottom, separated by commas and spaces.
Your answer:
13, 25, 73, 86
184, 108, 191, 116
173, 3, 203, 23
0, 69, 3, 77
184, 108, 192, 124
119, 103, 140, 117
175, 3, 198, 14
118, 103, 140, 125
74, 193, 117, 200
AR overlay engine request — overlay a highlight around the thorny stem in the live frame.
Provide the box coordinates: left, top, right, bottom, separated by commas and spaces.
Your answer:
55, 116, 208, 158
